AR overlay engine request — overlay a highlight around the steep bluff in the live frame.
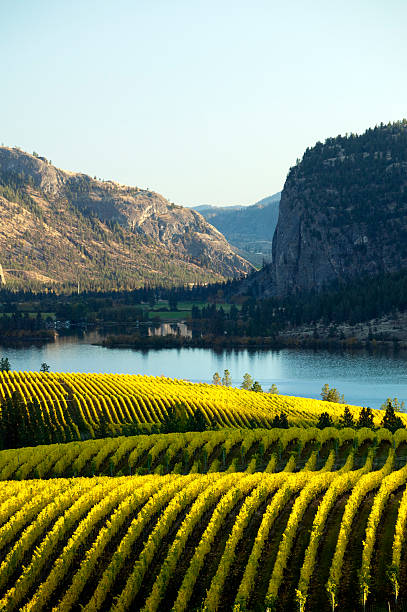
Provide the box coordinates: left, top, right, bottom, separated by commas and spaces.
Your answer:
0, 148, 252, 289
253, 121, 407, 296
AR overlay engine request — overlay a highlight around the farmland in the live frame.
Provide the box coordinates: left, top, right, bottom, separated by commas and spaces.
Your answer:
1, 466, 407, 611
1, 370, 403, 447
1, 371, 407, 610
0, 426, 405, 480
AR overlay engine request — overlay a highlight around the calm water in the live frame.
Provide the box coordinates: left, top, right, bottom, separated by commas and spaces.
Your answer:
1, 334, 407, 409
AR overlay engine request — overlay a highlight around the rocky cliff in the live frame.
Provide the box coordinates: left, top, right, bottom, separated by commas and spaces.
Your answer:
0, 148, 252, 290
251, 120, 407, 296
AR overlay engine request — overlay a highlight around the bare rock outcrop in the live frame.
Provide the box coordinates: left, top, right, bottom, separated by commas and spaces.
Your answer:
249, 121, 407, 297
0, 147, 252, 288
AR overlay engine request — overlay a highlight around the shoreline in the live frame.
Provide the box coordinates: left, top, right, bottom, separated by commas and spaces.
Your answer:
2, 328, 406, 356
97, 332, 407, 354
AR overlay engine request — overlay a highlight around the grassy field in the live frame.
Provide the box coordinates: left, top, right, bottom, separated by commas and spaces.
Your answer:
147, 300, 237, 320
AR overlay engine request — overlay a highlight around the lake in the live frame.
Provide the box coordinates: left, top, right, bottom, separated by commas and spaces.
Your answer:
1, 334, 407, 409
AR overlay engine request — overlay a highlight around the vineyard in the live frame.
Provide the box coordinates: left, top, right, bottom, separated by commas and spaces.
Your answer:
2, 370, 407, 610
1, 370, 404, 446
1, 466, 407, 611
0, 426, 406, 480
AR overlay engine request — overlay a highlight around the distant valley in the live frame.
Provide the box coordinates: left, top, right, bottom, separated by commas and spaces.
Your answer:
194, 193, 280, 267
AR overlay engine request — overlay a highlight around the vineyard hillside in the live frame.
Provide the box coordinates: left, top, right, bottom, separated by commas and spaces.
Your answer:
2, 370, 407, 610
2, 464, 407, 611
0, 426, 405, 480
1, 370, 403, 447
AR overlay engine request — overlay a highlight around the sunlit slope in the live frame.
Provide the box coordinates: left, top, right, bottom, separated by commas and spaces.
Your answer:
2, 461, 407, 611
0, 427, 406, 480
1, 370, 403, 443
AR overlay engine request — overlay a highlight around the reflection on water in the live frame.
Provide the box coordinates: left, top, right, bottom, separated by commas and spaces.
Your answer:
0, 335, 407, 409
148, 322, 192, 338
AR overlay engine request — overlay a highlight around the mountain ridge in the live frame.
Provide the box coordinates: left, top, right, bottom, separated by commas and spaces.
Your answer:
0, 147, 253, 290
246, 120, 407, 296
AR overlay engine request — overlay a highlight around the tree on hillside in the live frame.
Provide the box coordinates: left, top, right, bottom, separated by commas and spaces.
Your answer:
380, 397, 405, 412
269, 384, 279, 394
321, 383, 345, 403
357, 406, 374, 429
222, 369, 232, 387
381, 400, 405, 433
340, 406, 355, 428
161, 404, 207, 433
271, 412, 289, 428
251, 381, 263, 393
40, 362, 50, 373
0, 357, 10, 372
0, 391, 31, 449
241, 373, 254, 390
0, 396, 20, 449
212, 372, 221, 385
317, 412, 334, 429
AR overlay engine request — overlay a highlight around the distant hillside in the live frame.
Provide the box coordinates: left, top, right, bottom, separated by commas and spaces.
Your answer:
246, 120, 407, 296
0, 148, 252, 291
193, 193, 281, 267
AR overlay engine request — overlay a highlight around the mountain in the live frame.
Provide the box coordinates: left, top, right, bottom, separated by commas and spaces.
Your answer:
247, 120, 407, 297
0, 148, 252, 291
193, 193, 281, 267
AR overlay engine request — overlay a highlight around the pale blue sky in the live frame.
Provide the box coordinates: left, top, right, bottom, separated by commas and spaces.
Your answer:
1, 0, 406, 206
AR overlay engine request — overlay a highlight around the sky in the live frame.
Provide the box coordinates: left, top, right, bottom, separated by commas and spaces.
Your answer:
1, 0, 406, 207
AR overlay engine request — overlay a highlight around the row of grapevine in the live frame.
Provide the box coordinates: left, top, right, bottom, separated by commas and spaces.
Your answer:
2, 470, 407, 611
296, 446, 396, 611
1, 371, 403, 445
0, 426, 404, 480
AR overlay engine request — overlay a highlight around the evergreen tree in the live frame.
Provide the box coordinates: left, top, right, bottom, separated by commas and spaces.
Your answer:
321, 384, 330, 401
0, 391, 30, 449
380, 397, 405, 412
340, 406, 355, 428
0, 357, 10, 371
241, 373, 253, 390
161, 404, 207, 433
186, 409, 207, 432
251, 381, 263, 393
40, 362, 50, 373
212, 372, 221, 385
14, 391, 30, 447
97, 406, 109, 439
279, 412, 289, 428
28, 398, 49, 445
381, 400, 405, 433
0, 397, 16, 449
317, 412, 334, 429
271, 414, 280, 427
271, 412, 289, 428
160, 405, 185, 433
357, 407, 374, 429
321, 384, 344, 403
222, 369, 232, 387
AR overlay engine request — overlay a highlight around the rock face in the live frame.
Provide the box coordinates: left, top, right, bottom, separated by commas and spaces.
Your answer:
254, 121, 407, 296
0, 148, 252, 289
